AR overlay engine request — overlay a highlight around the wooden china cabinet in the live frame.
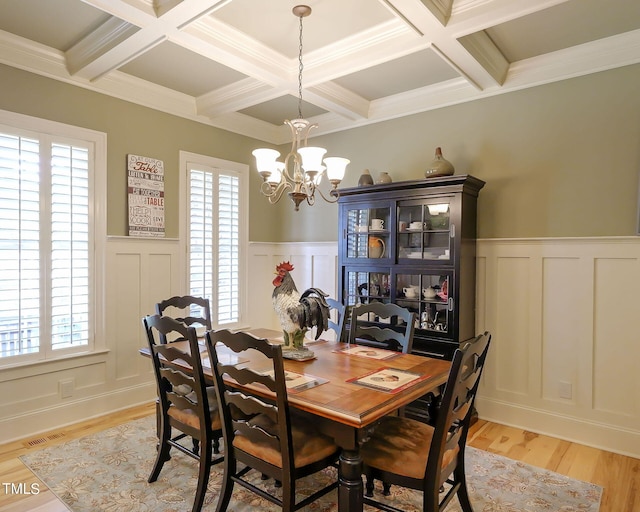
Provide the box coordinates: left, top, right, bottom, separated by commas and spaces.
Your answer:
336, 175, 485, 423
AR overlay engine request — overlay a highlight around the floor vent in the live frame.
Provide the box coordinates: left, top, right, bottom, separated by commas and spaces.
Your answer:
26, 437, 47, 447
25, 432, 66, 447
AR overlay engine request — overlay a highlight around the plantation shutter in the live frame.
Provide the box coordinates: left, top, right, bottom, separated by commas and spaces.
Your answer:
0, 133, 40, 357
188, 167, 240, 325
0, 132, 91, 358
217, 174, 240, 324
50, 143, 90, 350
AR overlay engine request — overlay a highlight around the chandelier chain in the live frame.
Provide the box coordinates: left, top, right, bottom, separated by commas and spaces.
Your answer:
297, 13, 304, 120
252, 5, 349, 210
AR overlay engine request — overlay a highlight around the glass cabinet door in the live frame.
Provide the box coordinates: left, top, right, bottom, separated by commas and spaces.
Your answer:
395, 270, 453, 338
397, 201, 452, 262
344, 270, 391, 306
344, 204, 391, 260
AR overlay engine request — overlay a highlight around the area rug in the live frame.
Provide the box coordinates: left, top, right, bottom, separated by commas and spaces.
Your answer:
20, 415, 602, 512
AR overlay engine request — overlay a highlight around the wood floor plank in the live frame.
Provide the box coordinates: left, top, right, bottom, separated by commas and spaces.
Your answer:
1, 403, 637, 512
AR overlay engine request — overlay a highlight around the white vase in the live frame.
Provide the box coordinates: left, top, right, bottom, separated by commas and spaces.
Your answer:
376, 171, 392, 184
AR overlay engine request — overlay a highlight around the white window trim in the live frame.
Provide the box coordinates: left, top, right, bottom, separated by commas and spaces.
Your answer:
0, 109, 107, 368
179, 151, 249, 329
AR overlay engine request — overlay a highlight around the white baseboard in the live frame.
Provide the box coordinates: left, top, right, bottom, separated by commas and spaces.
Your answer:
1, 383, 156, 444
475, 396, 640, 459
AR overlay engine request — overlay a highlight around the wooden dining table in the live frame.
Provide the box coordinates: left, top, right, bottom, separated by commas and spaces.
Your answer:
140, 327, 451, 512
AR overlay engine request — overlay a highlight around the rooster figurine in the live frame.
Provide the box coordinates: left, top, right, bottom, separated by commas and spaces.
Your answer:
272, 261, 330, 360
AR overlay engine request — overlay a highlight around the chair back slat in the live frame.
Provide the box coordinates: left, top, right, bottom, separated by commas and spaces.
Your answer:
155, 295, 212, 341
349, 302, 416, 353
225, 390, 277, 419
220, 364, 279, 392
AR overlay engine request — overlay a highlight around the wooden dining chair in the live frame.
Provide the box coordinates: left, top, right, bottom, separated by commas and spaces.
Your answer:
204, 328, 340, 512
142, 315, 223, 512
348, 301, 416, 353
155, 295, 215, 453
326, 297, 346, 342
360, 331, 492, 512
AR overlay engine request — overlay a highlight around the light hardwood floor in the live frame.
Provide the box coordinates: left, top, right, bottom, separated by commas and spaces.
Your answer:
0, 403, 638, 511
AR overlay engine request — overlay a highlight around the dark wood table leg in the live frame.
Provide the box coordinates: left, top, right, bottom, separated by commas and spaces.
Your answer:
338, 448, 363, 512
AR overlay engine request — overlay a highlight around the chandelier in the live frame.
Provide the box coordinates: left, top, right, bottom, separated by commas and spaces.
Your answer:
252, 5, 350, 211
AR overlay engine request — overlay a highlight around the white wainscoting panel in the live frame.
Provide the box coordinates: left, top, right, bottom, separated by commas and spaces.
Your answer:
0, 237, 182, 442
475, 237, 640, 458
3, 235, 638, 460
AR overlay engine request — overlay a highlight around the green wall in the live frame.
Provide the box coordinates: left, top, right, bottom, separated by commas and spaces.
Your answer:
0, 64, 280, 241
276, 63, 640, 241
2, 63, 639, 243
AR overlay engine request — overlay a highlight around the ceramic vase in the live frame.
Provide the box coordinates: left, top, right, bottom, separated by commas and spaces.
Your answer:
425, 147, 454, 178
358, 169, 374, 186
376, 171, 392, 184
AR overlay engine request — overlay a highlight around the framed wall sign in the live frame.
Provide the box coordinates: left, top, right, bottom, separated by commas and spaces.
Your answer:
127, 154, 165, 237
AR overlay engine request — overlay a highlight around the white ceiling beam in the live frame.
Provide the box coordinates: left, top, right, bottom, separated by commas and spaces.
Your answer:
450, 0, 573, 34
65, 18, 162, 80
301, 19, 426, 85
305, 82, 370, 121
503, 29, 640, 89
2, 5, 639, 144
178, 17, 290, 86
452, 31, 509, 86
65, 0, 227, 81
196, 78, 283, 118
379, 0, 502, 89
190, 18, 422, 122
78, 0, 157, 25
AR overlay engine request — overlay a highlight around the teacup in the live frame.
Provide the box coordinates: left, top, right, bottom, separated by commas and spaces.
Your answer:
409, 221, 423, 230
371, 218, 384, 231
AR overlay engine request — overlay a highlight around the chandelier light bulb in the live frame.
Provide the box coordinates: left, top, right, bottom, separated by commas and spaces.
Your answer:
324, 157, 350, 182
252, 148, 281, 178
297, 146, 327, 172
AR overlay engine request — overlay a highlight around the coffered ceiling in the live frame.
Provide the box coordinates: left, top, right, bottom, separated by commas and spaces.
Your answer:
1, 0, 639, 144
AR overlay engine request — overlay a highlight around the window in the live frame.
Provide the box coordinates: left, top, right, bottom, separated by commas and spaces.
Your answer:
180, 152, 247, 328
0, 110, 106, 364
